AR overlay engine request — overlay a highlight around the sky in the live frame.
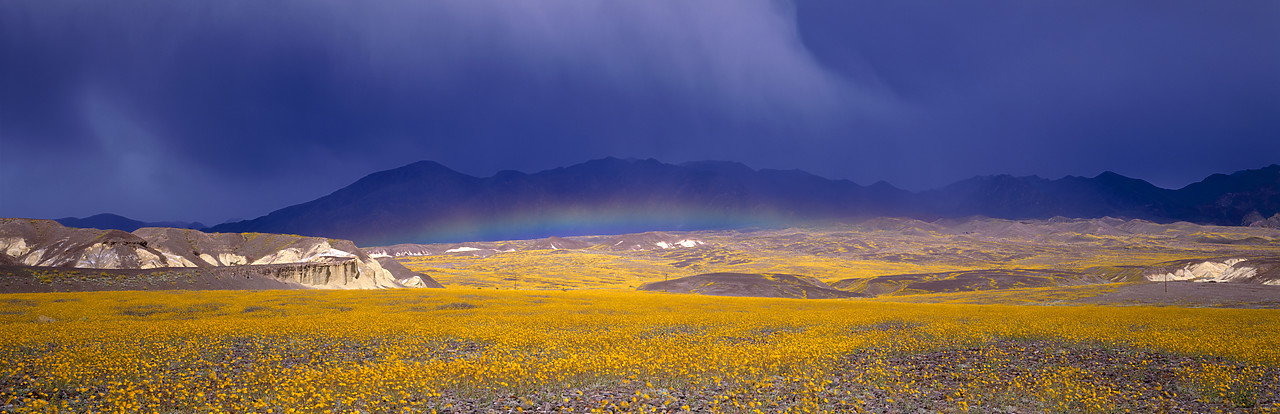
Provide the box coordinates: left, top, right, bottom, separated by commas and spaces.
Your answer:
2, 0, 1278, 225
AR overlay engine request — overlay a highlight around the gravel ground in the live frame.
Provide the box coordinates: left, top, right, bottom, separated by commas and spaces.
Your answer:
1080, 281, 1280, 308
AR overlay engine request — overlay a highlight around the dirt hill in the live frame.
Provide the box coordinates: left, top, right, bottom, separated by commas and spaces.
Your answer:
639, 272, 865, 299
528, 236, 592, 250
375, 257, 444, 288
829, 269, 1086, 296
604, 232, 706, 251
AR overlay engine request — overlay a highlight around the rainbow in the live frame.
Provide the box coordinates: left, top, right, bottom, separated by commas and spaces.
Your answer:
379, 207, 796, 244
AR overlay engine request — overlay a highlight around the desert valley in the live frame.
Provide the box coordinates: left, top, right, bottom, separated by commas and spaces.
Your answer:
3, 160, 1280, 413
4, 1, 1279, 412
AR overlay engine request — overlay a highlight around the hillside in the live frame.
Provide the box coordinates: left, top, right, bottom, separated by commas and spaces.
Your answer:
828, 269, 1087, 296
387, 216, 1280, 298
638, 272, 864, 299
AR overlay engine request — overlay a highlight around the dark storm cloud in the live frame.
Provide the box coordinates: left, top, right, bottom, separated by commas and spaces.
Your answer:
1, 0, 1277, 223
2, 0, 877, 222
792, 1, 1280, 188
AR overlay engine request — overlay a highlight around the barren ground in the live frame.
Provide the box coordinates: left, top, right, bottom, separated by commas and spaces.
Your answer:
1078, 281, 1280, 308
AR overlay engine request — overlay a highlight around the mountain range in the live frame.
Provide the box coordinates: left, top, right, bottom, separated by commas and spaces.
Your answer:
206, 158, 913, 245
50, 158, 1280, 246
54, 213, 207, 233
198, 158, 1279, 246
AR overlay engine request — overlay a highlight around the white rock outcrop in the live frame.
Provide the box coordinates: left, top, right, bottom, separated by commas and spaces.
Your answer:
1146, 258, 1259, 284
136, 249, 167, 269
397, 275, 428, 288
20, 249, 46, 267
75, 243, 125, 268
655, 239, 704, 249
162, 253, 200, 268
251, 242, 354, 265
1, 237, 29, 257
0, 218, 401, 290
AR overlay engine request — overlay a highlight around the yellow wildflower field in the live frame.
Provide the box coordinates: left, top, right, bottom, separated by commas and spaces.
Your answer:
2, 289, 1278, 413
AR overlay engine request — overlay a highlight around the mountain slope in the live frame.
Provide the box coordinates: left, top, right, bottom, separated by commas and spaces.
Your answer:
921, 171, 1182, 220
210, 159, 1280, 245
916, 165, 1280, 224
212, 158, 907, 245
1174, 164, 1280, 225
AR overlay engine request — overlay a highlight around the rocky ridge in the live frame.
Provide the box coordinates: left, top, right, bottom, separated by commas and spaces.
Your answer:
0, 218, 428, 290
1142, 257, 1280, 285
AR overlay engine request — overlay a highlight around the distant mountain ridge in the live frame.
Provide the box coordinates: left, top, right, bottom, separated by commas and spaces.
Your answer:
927, 165, 1280, 224
203, 158, 1280, 245
55, 213, 206, 232
211, 157, 908, 245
